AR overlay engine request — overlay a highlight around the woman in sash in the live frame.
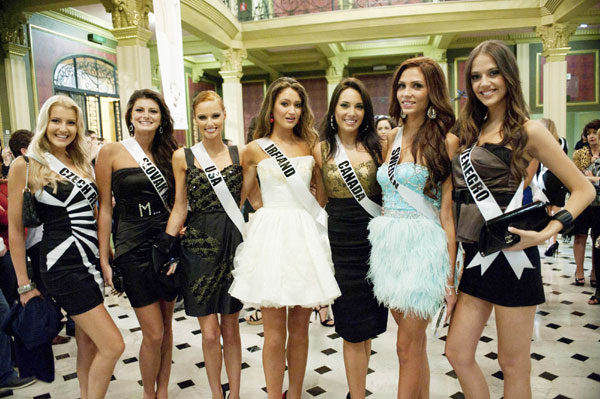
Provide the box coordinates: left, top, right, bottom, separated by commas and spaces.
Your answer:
367, 57, 458, 398
96, 89, 178, 399
313, 77, 387, 399
229, 77, 340, 399
445, 40, 595, 399
8, 95, 124, 398
164, 90, 244, 399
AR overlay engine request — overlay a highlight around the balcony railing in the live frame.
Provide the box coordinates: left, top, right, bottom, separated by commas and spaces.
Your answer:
220, 0, 466, 21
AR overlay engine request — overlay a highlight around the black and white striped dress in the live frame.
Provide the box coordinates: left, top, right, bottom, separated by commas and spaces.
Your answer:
36, 179, 104, 315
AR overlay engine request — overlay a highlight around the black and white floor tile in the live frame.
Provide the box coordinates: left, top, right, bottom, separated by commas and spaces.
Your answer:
4, 240, 599, 398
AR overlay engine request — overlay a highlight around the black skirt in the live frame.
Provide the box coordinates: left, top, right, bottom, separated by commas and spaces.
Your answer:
459, 242, 545, 307
180, 210, 243, 317
327, 197, 388, 343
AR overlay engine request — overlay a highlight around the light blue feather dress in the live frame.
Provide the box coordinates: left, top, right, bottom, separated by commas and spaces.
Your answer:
367, 163, 449, 319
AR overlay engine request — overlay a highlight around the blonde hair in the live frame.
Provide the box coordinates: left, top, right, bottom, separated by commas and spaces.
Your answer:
540, 118, 559, 142
28, 95, 93, 192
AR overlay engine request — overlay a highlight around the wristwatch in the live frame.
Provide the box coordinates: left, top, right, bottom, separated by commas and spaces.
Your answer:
17, 281, 37, 295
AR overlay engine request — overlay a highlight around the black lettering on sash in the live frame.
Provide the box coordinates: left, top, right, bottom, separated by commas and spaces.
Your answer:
264, 143, 296, 177
337, 159, 367, 202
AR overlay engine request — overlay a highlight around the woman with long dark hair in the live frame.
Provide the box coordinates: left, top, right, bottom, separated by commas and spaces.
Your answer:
229, 77, 340, 399
445, 40, 594, 399
313, 77, 387, 399
9, 95, 124, 398
96, 89, 179, 399
368, 57, 458, 398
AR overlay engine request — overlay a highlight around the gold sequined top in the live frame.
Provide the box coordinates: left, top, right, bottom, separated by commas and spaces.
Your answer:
320, 141, 381, 199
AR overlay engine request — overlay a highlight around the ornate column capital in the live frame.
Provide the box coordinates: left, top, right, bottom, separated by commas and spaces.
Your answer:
424, 48, 447, 63
219, 48, 247, 80
112, 24, 153, 46
536, 23, 576, 61
326, 56, 347, 83
101, 0, 152, 30
0, 5, 29, 55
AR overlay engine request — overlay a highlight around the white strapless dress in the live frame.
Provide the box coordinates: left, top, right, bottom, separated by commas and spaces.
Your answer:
229, 156, 341, 308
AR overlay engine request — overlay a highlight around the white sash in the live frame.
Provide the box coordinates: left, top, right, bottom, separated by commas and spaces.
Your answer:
387, 127, 439, 220
121, 138, 170, 210
255, 138, 328, 232
45, 153, 97, 211
332, 135, 382, 218
459, 145, 535, 279
190, 143, 246, 239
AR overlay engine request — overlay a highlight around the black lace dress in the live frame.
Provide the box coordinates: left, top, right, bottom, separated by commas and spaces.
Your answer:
180, 146, 244, 317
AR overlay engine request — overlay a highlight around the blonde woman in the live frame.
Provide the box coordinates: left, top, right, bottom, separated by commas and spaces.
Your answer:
8, 95, 124, 399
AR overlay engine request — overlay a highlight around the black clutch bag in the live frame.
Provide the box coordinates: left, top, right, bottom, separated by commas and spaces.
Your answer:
150, 233, 182, 297
111, 263, 125, 294
478, 201, 550, 257
22, 156, 42, 228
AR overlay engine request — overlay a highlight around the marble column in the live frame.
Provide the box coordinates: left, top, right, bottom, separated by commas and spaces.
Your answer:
425, 48, 448, 82
0, 12, 31, 131
516, 43, 530, 110
536, 23, 576, 139
326, 56, 347, 102
219, 48, 247, 145
101, 0, 153, 133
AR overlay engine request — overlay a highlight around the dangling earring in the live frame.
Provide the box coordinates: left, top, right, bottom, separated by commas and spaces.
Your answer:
128, 123, 134, 136
159, 125, 164, 134
361, 123, 369, 133
329, 114, 337, 131
269, 113, 274, 124
400, 109, 406, 119
427, 106, 437, 120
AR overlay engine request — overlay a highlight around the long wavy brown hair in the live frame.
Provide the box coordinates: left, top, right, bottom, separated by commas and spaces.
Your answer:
253, 77, 318, 146
124, 89, 178, 206
389, 57, 455, 199
454, 40, 530, 181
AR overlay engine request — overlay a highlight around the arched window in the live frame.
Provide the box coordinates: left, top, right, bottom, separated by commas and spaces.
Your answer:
53, 55, 122, 141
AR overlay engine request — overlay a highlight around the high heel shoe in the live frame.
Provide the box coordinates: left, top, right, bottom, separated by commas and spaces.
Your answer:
313, 305, 334, 327
574, 273, 585, 286
544, 242, 559, 257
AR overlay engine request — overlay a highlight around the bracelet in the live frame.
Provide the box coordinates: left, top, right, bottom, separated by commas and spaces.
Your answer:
552, 209, 574, 235
17, 280, 36, 295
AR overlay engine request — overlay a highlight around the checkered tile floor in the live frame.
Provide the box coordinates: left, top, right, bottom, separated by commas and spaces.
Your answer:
4, 239, 599, 398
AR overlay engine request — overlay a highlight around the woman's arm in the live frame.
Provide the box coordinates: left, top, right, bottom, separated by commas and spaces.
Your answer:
95, 144, 116, 287
508, 121, 595, 250
165, 149, 188, 237
441, 134, 459, 317
312, 142, 328, 207
8, 157, 41, 304
240, 143, 262, 210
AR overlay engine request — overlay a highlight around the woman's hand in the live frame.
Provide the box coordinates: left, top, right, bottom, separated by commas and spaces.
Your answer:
506, 226, 552, 252
165, 261, 178, 276
444, 287, 457, 323
101, 263, 113, 289
19, 288, 41, 306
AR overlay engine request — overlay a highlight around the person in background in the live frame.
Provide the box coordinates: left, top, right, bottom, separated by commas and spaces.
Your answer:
374, 114, 396, 141
536, 118, 568, 257
572, 120, 600, 292
85, 130, 100, 166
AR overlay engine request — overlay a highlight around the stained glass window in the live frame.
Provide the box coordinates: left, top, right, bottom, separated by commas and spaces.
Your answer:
53, 56, 118, 96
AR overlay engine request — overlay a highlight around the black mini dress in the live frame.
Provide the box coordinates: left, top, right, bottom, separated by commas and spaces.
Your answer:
452, 144, 545, 307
